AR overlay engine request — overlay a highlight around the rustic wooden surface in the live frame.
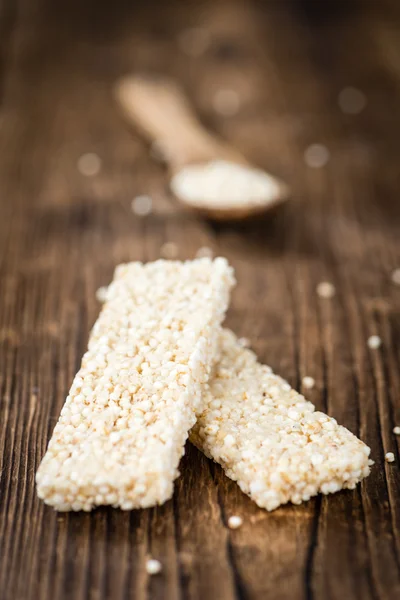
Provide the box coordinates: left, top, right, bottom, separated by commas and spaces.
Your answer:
0, 0, 399, 598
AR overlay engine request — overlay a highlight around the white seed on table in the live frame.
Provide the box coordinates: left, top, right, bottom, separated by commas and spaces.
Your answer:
385, 452, 395, 463
393, 426, 400, 435
304, 144, 330, 168
146, 559, 162, 575
228, 515, 243, 529
96, 286, 108, 303
367, 335, 381, 349
131, 195, 152, 216
316, 281, 336, 298
391, 269, 400, 285
77, 153, 102, 177
196, 247, 214, 259
160, 242, 178, 259
302, 376, 315, 389
338, 87, 366, 115
36, 258, 235, 511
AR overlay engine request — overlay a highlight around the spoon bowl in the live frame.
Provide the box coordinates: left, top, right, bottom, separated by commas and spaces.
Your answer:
115, 76, 289, 221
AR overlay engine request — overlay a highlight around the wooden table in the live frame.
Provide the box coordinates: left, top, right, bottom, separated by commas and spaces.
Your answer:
1, 0, 399, 598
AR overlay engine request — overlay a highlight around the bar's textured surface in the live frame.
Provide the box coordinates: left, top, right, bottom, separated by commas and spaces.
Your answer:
191, 330, 372, 510
36, 258, 234, 510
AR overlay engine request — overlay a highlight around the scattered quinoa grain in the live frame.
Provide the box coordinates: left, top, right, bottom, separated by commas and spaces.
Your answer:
316, 281, 336, 299
146, 559, 162, 575
36, 258, 235, 511
393, 426, 400, 435
77, 153, 102, 177
367, 335, 381, 349
338, 87, 366, 115
228, 515, 243, 529
131, 195, 152, 216
196, 247, 214, 259
302, 376, 315, 389
304, 144, 330, 168
96, 286, 108, 303
160, 242, 178, 259
385, 452, 395, 463
391, 269, 400, 285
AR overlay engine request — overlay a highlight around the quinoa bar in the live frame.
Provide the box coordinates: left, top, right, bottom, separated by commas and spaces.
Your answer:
36, 258, 235, 511
191, 329, 372, 511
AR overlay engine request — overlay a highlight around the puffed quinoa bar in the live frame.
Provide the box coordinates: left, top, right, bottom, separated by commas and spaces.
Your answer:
191, 329, 372, 511
36, 258, 235, 511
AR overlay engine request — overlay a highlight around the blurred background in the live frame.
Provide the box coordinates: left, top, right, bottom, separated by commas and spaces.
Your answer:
1, 0, 398, 223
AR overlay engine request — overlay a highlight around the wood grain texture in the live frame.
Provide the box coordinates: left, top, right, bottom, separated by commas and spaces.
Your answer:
0, 0, 399, 598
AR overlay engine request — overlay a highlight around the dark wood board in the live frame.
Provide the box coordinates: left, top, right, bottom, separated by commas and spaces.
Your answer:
0, 0, 399, 598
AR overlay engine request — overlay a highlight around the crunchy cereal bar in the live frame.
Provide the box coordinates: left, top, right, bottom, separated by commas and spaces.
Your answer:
36, 258, 235, 511
191, 329, 372, 511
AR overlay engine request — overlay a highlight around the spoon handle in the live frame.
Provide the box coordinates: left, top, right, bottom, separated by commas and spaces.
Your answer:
115, 76, 241, 170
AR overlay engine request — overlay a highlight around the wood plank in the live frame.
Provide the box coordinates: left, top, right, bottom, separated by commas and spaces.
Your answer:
0, 1, 399, 599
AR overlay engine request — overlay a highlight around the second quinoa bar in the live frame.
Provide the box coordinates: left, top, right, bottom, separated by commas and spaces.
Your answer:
191, 329, 372, 511
36, 258, 235, 511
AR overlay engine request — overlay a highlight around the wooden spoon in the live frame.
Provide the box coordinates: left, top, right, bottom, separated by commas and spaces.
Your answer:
114, 75, 289, 221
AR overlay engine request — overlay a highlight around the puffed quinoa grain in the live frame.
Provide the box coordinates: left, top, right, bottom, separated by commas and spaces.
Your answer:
160, 242, 178, 259
131, 195, 152, 216
304, 145, 330, 169
77, 153, 102, 176
302, 376, 315, 389
96, 286, 108, 303
146, 559, 162, 575
191, 329, 372, 511
36, 258, 235, 511
338, 87, 366, 115
227, 515, 243, 529
196, 247, 214, 259
316, 281, 335, 298
391, 269, 400, 285
367, 335, 381, 349
385, 452, 395, 463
